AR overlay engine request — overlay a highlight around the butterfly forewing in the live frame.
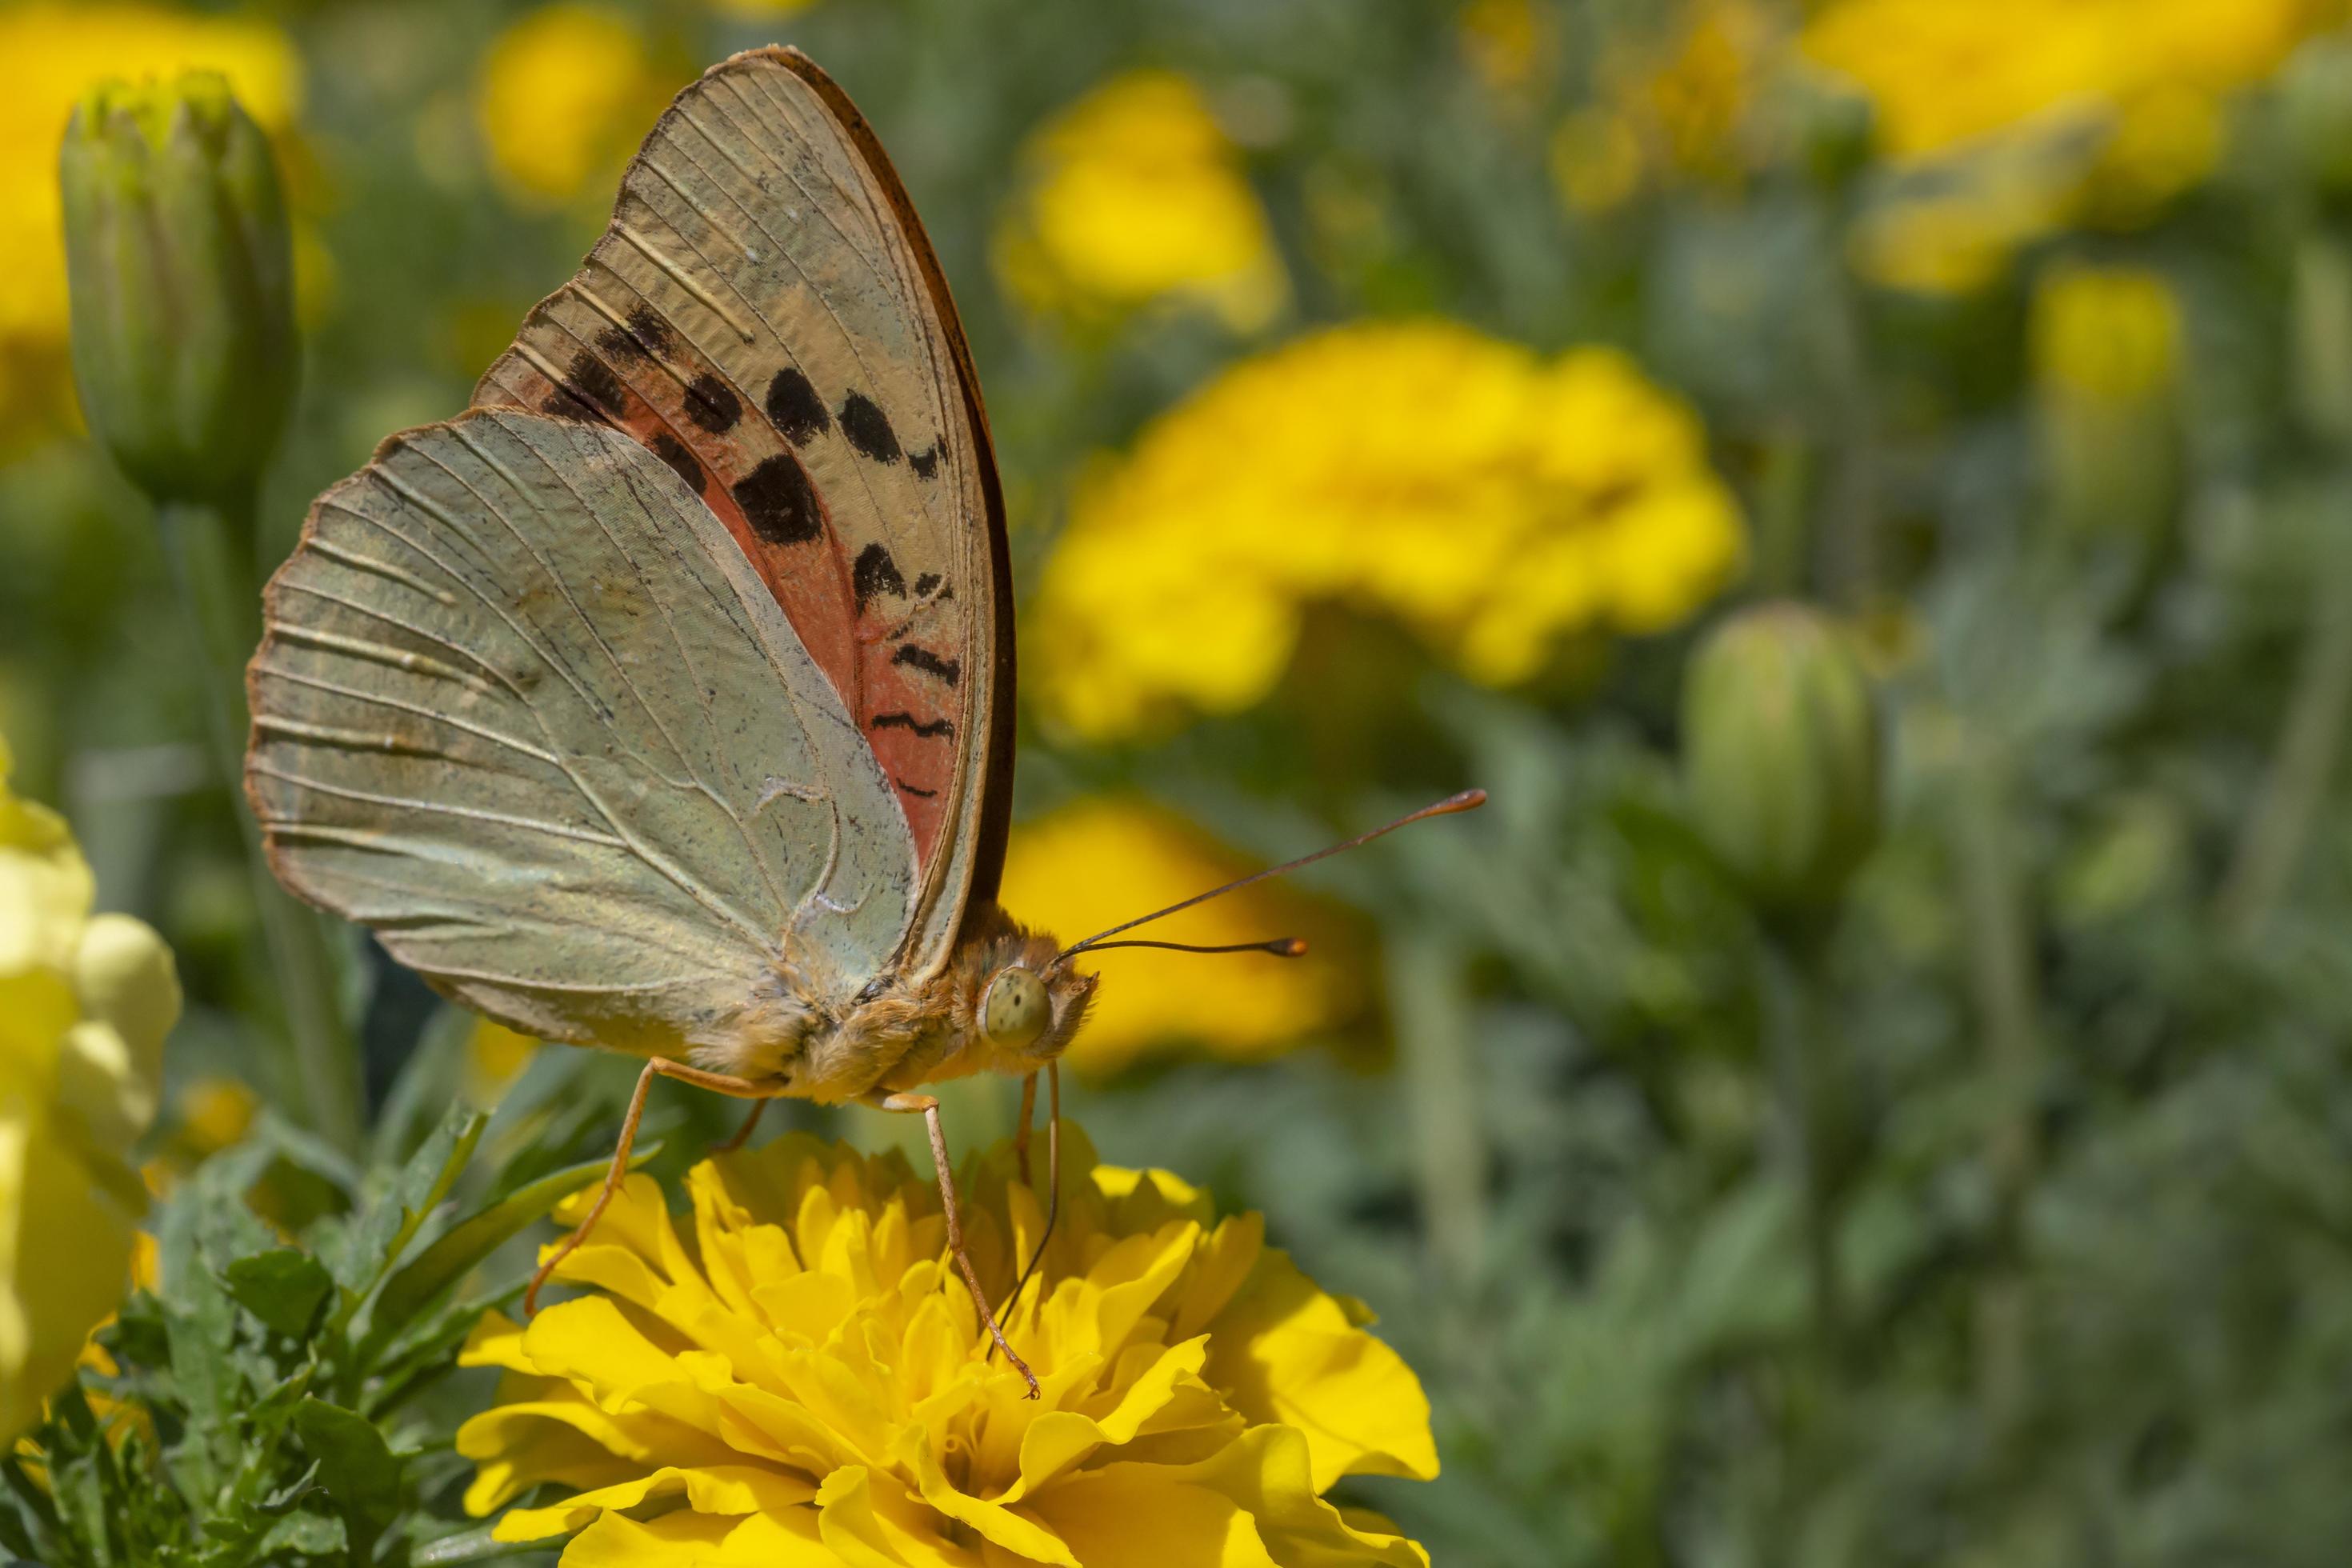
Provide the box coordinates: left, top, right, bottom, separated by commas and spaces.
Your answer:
471, 47, 1008, 983
246, 411, 914, 1051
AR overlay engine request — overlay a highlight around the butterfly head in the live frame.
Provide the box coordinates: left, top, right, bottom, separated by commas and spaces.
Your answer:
942, 906, 1097, 1078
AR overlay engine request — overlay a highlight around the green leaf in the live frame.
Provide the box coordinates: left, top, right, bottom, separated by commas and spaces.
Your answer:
333, 1106, 486, 1297
222, 1248, 334, 1338
291, 1397, 402, 1554
366, 1140, 658, 1351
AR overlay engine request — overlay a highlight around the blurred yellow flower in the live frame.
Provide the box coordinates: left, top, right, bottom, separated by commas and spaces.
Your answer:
0, 3, 298, 437
0, 736, 178, 1442
475, 5, 668, 210
998, 70, 1289, 334
1803, 0, 2342, 291
1550, 0, 1778, 212
709, 0, 816, 14
467, 1017, 538, 1103
998, 799, 1358, 1076
1030, 322, 1743, 739
1462, 0, 1550, 96
2031, 262, 2184, 543
2032, 264, 2183, 404
459, 1129, 1435, 1565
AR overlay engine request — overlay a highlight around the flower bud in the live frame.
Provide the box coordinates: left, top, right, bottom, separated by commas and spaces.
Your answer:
2029, 262, 2183, 550
60, 71, 297, 505
1682, 602, 1882, 911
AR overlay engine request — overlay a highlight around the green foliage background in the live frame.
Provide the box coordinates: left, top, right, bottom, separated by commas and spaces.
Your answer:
8, 0, 2352, 1563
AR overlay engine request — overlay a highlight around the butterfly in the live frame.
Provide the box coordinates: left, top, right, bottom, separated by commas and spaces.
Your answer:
244, 46, 1479, 1396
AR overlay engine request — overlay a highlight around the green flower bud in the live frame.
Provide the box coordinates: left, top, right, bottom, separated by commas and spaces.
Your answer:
60, 71, 297, 506
1682, 602, 1882, 912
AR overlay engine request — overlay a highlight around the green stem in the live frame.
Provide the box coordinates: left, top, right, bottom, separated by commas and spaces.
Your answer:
1388, 930, 1484, 1286
1948, 727, 2040, 1431
2214, 482, 2352, 940
157, 497, 364, 1152
1758, 924, 1846, 1362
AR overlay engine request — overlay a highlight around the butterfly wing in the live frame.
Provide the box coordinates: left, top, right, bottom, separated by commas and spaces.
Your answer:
470, 46, 1013, 987
246, 409, 913, 1054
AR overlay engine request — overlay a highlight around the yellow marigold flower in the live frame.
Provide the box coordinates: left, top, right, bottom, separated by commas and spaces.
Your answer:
998, 71, 1289, 334
0, 3, 298, 436
458, 1129, 1436, 1565
1030, 322, 1743, 739
1802, 0, 2340, 291
0, 735, 178, 1442
475, 5, 668, 210
997, 799, 1358, 1076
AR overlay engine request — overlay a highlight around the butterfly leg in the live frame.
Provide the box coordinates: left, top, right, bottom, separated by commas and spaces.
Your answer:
526, 1058, 782, 1315
993, 1062, 1060, 1344
874, 1090, 1042, 1399
1014, 1071, 1038, 1187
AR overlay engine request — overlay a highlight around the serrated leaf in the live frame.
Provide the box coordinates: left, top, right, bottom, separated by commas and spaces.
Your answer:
291, 1398, 402, 1557
333, 1107, 485, 1296
222, 1249, 334, 1338
258, 1508, 346, 1558
365, 1140, 658, 1353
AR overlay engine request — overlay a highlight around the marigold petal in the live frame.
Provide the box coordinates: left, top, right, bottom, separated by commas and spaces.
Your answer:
1206, 1252, 1438, 1488
897, 1427, 1079, 1566
494, 1462, 818, 1541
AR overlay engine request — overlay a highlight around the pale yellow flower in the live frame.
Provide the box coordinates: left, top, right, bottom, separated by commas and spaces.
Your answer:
0, 3, 298, 436
459, 1129, 1435, 1565
997, 799, 1358, 1076
1030, 322, 1744, 739
1803, 0, 2342, 291
0, 736, 178, 1441
998, 71, 1289, 334
475, 4, 669, 210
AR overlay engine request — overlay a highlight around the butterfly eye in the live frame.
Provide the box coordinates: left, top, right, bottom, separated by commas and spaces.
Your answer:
980, 965, 1050, 1052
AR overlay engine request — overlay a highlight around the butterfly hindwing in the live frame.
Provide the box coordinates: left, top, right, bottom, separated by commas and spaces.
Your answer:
471, 47, 1010, 983
246, 410, 914, 1052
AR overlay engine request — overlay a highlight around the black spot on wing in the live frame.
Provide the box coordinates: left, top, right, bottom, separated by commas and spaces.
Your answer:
839, 393, 901, 462
731, 454, 822, 544
626, 303, 678, 357
650, 431, 703, 494
909, 441, 939, 480
685, 373, 742, 434
891, 644, 960, 685
896, 779, 939, 798
538, 382, 610, 426
565, 350, 627, 417
871, 711, 952, 739
854, 542, 906, 610
766, 368, 829, 444
913, 572, 943, 597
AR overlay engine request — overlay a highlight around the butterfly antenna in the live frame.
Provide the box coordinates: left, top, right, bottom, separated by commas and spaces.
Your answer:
1053, 789, 1486, 965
